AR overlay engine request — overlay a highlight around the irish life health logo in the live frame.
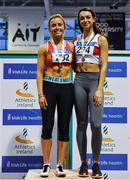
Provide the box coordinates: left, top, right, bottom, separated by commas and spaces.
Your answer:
15, 128, 35, 155
104, 80, 115, 106
15, 82, 36, 108
102, 125, 116, 153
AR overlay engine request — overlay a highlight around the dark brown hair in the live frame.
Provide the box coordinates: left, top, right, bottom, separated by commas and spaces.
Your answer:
78, 7, 102, 34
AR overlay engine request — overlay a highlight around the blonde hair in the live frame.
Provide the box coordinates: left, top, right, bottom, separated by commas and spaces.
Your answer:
48, 14, 66, 30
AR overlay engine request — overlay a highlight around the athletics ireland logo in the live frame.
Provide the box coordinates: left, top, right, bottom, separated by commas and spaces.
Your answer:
16, 82, 33, 97
15, 128, 33, 144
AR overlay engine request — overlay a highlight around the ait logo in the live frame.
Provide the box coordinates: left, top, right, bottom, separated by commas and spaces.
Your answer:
104, 80, 114, 96
15, 128, 33, 144
16, 82, 34, 97
12, 23, 40, 42
102, 125, 114, 142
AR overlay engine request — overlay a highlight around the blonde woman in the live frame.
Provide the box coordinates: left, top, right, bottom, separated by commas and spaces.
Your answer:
37, 14, 74, 177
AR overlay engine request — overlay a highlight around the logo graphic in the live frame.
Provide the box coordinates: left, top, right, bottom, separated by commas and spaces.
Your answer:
4, 63, 37, 79
2, 156, 43, 172
103, 80, 116, 106
102, 125, 114, 142
107, 62, 127, 77
104, 80, 114, 96
12, 23, 40, 42
16, 82, 34, 97
15, 128, 33, 144
96, 22, 109, 37
8, 68, 12, 74
102, 125, 116, 153
103, 172, 109, 180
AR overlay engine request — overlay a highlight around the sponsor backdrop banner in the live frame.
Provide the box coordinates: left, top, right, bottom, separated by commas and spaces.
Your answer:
0, 53, 57, 179
72, 52, 130, 180
8, 9, 44, 50
0, 52, 130, 179
75, 13, 125, 50
96, 13, 125, 50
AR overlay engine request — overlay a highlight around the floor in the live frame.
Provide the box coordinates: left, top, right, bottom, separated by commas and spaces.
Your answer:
25, 169, 103, 180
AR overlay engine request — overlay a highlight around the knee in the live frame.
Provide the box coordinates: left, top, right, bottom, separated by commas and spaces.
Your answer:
58, 130, 69, 142
91, 120, 101, 129
91, 125, 102, 135
58, 134, 69, 142
41, 126, 52, 139
77, 121, 86, 131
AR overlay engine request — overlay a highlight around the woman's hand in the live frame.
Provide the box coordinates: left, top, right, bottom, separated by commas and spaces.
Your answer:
39, 95, 48, 110
93, 89, 103, 106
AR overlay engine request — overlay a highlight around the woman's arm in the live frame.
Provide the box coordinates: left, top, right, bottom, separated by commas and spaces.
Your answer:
98, 35, 108, 91
94, 35, 108, 106
36, 44, 48, 109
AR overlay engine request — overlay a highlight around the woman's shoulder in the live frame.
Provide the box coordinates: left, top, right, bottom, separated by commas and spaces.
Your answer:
98, 34, 107, 41
98, 34, 108, 48
38, 43, 47, 54
98, 34, 108, 44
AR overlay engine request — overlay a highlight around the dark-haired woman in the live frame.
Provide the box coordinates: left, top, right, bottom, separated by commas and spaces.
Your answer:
73, 8, 108, 179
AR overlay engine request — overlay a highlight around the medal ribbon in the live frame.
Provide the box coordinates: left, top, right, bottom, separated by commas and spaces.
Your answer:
81, 31, 94, 58
51, 39, 65, 64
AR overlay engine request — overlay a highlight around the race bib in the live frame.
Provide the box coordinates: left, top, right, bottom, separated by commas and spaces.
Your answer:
75, 46, 93, 55
52, 53, 72, 63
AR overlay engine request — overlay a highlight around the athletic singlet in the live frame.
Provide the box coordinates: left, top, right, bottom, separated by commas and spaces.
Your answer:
45, 40, 73, 69
74, 33, 101, 64
43, 40, 73, 84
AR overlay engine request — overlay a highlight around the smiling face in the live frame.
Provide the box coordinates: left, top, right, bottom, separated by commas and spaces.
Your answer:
79, 10, 96, 32
49, 17, 65, 39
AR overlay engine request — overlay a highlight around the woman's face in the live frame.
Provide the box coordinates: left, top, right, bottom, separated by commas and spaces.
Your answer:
79, 10, 95, 31
49, 17, 65, 38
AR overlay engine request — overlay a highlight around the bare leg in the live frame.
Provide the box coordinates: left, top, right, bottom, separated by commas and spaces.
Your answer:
57, 140, 68, 165
41, 138, 52, 164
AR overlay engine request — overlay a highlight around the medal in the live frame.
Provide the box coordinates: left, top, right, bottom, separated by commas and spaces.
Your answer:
82, 57, 85, 62
57, 64, 62, 73
57, 68, 61, 73
59, 63, 62, 69
51, 39, 65, 73
51, 39, 65, 66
